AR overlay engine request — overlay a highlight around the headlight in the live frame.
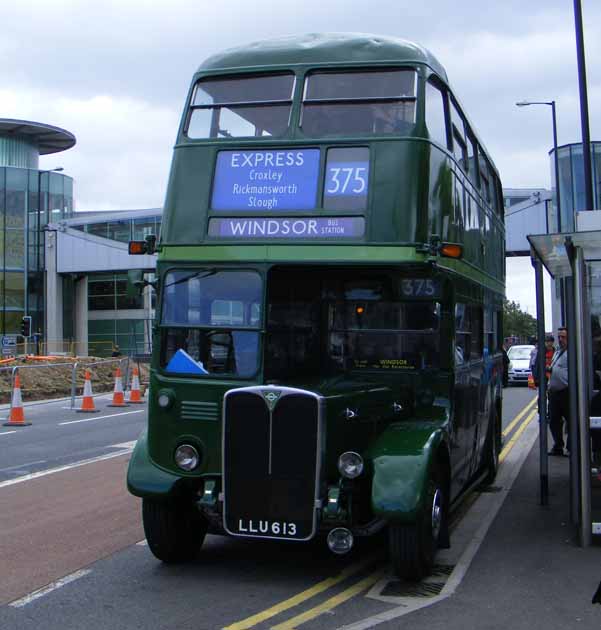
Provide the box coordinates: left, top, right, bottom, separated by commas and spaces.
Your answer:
157, 389, 175, 409
338, 451, 364, 479
174, 444, 200, 471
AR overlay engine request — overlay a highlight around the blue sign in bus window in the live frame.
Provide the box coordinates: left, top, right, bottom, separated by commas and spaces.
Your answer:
323, 147, 369, 211
211, 149, 320, 211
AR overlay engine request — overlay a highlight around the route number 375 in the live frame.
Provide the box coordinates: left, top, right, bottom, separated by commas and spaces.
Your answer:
325, 165, 367, 196
401, 279, 439, 297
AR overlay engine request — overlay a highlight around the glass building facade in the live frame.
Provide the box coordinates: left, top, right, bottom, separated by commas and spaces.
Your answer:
0, 167, 74, 336
0, 119, 75, 338
550, 142, 601, 233
73, 214, 161, 243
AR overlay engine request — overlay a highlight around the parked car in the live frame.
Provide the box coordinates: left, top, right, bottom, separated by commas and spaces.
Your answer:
507, 344, 535, 385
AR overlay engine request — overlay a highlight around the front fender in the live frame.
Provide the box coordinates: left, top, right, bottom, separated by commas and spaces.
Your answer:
127, 430, 180, 499
367, 422, 446, 523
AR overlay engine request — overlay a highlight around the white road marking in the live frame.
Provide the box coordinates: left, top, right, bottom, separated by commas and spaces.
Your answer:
111, 441, 137, 450
9, 569, 92, 608
0, 446, 134, 489
0, 431, 17, 436
59, 409, 145, 425
0, 459, 47, 473
136, 539, 148, 546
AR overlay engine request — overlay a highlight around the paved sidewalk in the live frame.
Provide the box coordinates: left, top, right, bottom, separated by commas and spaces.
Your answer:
375, 439, 601, 629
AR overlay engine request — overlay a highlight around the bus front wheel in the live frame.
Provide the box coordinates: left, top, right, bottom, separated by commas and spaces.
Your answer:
388, 467, 446, 581
142, 498, 207, 563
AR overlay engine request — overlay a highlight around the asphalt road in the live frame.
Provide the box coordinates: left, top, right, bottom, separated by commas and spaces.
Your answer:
0, 393, 146, 481
0, 386, 538, 630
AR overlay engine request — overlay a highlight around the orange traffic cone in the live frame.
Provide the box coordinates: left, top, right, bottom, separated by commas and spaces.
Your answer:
77, 369, 100, 413
3, 373, 31, 426
128, 366, 144, 404
108, 367, 129, 407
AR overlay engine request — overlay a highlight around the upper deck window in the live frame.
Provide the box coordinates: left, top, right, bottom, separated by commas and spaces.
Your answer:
186, 73, 295, 139
301, 69, 417, 137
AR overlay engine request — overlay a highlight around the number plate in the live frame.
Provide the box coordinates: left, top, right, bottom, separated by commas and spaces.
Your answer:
236, 519, 299, 538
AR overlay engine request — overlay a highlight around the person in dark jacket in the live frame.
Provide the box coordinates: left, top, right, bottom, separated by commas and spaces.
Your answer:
548, 328, 569, 456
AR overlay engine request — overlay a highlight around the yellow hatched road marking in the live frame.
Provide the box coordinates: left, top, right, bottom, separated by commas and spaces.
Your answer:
502, 395, 537, 438
271, 567, 387, 630
222, 554, 381, 630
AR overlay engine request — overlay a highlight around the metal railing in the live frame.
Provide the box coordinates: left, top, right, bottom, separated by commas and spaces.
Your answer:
0, 356, 131, 408
69, 357, 130, 408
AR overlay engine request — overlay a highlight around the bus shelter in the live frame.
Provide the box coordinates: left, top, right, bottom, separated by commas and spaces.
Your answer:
528, 229, 601, 547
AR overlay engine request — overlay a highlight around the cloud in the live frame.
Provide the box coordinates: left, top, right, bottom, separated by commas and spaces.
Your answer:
2, 0, 599, 213
1, 85, 179, 209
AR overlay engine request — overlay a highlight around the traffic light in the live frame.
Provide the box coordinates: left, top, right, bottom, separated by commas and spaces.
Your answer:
21, 315, 32, 338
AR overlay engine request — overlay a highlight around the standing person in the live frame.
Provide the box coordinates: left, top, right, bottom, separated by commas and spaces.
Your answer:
530, 334, 555, 387
547, 327, 569, 456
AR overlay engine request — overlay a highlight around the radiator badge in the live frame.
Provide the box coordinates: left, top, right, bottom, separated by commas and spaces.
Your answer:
261, 389, 282, 412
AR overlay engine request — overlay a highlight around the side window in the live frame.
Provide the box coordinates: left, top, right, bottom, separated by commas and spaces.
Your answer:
450, 99, 468, 172
455, 303, 471, 364
484, 308, 493, 354
425, 79, 447, 148
470, 306, 483, 360
467, 132, 479, 188
479, 150, 492, 204
495, 310, 503, 350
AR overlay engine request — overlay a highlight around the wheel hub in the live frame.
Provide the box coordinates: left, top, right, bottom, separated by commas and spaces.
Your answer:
431, 489, 442, 540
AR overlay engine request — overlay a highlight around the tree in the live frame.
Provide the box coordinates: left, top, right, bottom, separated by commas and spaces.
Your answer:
503, 299, 538, 340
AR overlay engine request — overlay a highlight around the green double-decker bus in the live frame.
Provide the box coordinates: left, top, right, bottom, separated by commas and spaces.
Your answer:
127, 33, 505, 580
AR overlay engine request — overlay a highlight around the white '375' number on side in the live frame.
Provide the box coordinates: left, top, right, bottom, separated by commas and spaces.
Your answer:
326, 167, 367, 194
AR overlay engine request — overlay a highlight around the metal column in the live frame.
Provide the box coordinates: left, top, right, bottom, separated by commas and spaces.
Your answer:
565, 274, 580, 525
532, 253, 548, 505
573, 245, 592, 546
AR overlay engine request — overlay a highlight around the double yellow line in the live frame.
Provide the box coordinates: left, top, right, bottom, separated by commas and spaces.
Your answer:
224, 394, 538, 630
499, 395, 538, 464
223, 554, 384, 630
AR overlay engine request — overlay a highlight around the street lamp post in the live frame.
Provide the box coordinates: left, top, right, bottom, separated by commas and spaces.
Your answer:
516, 100, 562, 231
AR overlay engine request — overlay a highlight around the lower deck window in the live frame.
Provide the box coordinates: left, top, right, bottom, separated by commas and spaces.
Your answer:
161, 329, 259, 377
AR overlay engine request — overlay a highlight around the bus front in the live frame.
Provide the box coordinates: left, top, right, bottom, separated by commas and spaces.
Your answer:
127, 34, 499, 581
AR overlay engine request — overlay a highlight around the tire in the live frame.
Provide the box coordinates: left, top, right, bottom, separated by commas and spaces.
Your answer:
142, 498, 208, 563
389, 464, 447, 581
483, 410, 500, 485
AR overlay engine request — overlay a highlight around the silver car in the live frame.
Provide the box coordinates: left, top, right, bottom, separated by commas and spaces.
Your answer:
507, 344, 535, 385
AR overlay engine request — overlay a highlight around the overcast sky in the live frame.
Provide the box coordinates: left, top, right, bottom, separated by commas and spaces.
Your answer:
3, 0, 600, 320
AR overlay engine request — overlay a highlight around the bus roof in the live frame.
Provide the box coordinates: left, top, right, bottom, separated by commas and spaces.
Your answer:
197, 33, 448, 81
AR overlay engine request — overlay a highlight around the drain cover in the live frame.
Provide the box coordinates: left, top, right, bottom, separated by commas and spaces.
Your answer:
380, 565, 454, 598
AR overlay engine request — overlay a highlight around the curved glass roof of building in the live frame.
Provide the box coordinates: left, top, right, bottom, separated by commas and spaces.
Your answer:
0, 118, 76, 154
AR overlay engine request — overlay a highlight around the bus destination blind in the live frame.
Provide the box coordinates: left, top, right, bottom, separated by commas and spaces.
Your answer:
211, 149, 320, 211
208, 217, 365, 239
